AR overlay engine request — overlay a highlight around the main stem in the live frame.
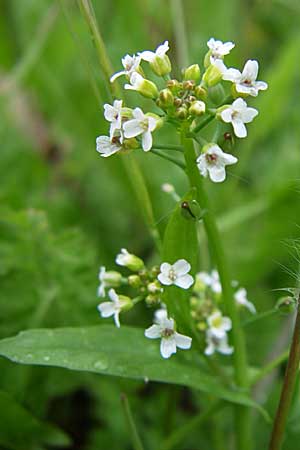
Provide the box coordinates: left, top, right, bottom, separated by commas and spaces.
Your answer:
269, 296, 300, 450
182, 135, 251, 450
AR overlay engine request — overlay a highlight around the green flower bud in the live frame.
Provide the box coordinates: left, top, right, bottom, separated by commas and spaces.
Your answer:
150, 55, 171, 77
173, 97, 182, 107
209, 84, 225, 105
175, 106, 188, 120
102, 270, 122, 286
204, 50, 212, 68
139, 79, 159, 98
194, 85, 208, 100
183, 64, 201, 82
145, 294, 160, 306
159, 88, 174, 107
128, 274, 142, 288
189, 100, 206, 117
202, 63, 224, 87
276, 296, 297, 315
147, 280, 162, 294
121, 108, 133, 120
119, 295, 133, 312
123, 138, 139, 150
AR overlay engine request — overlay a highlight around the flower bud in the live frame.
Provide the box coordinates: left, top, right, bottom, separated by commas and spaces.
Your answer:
147, 280, 162, 294
173, 97, 182, 107
138, 78, 159, 98
189, 100, 206, 117
121, 107, 133, 120
119, 295, 134, 312
183, 64, 201, 82
175, 106, 188, 120
209, 84, 225, 105
182, 80, 195, 91
159, 88, 174, 107
145, 294, 160, 306
150, 55, 171, 77
128, 274, 142, 288
102, 270, 122, 287
202, 64, 223, 87
276, 296, 297, 315
194, 85, 208, 100
167, 79, 182, 93
116, 248, 145, 272
204, 50, 212, 68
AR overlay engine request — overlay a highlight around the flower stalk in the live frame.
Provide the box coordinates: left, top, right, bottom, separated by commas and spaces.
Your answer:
182, 134, 251, 450
268, 294, 300, 450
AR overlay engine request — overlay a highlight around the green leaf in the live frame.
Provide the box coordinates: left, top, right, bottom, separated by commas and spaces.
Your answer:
0, 325, 269, 420
162, 189, 199, 331
0, 389, 70, 450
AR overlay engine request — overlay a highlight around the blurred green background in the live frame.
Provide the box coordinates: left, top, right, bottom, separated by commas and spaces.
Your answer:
1, 0, 300, 449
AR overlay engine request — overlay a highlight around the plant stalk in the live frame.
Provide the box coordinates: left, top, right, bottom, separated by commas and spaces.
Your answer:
121, 393, 145, 450
182, 135, 251, 450
268, 296, 300, 450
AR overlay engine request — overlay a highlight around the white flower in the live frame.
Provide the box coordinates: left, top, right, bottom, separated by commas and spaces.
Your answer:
220, 98, 258, 138
110, 54, 141, 82
124, 72, 158, 98
197, 270, 222, 293
158, 259, 194, 289
96, 134, 122, 158
103, 99, 123, 137
140, 40, 169, 63
204, 329, 234, 356
154, 306, 168, 322
97, 288, 122, 328
207, 38, 235, 62
223, 60, 268, 97
234, 288, 256, 313
197, 144, 238, 183
123, 107, 158, 151
207, 310, 232, 339
145, 315, 192, 359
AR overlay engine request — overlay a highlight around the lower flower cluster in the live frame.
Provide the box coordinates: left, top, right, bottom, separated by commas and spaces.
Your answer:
96, 251, 256, 359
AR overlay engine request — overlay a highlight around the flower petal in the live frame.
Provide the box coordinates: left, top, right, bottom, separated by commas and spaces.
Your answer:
140, 50, 155, 62
173, 259, 191, 276
242, 60, 258, 82
97, 302, 116, 318
174, 333, 192, 350
158, 273, 173, 285
123, 119, 143, 138
114, 311, 121, 328
232, 119, 247, 138
160, 262, 171, 273
175, 274, 194, 289
223, 68, 241, 82
108, 288, 119, 304
142, 130, 153, 152
220, 107, 233, 123
145, 324, 161, 339
110, 70, 126, 82
160, 337, 177, 358
209, 166, 226, 183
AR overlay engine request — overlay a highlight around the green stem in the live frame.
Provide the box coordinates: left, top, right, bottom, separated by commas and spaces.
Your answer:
77, 0, 121, 99
182, 135, 251, 450
77, 0, 162, 252
252, 349, 289, 385
150, 149, 186, 170
160, 400, 224, 450
269, 297, 300, 450
170, 0, 189, 68
121, 393, 145, 450
192, 115, 215, 134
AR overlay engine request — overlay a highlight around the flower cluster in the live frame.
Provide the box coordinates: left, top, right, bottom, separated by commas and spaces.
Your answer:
96, 251, 255, 359
96, 37, 267, 183
191, 269, 256, 355
97, 250, 194, 358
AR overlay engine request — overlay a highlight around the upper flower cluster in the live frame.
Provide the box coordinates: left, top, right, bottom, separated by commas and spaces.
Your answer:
96, 37, 268, 183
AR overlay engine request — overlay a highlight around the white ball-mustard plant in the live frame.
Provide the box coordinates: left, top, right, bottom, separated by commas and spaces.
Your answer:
204, 329, 234, 356
97, 288, 132, 328
123, 107, 159, 151
96, 133, 123, 158
158, 259, 194, 289
219, 98, 258, 138
207, 38, 235, 62
234, 287, 256, 313
140, 40, 171, 76
197, 144, 238, 183
223, 59, 268, 97
207, 310, 232, 339
145, 314, 192, 359
110, 54, 141, 83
